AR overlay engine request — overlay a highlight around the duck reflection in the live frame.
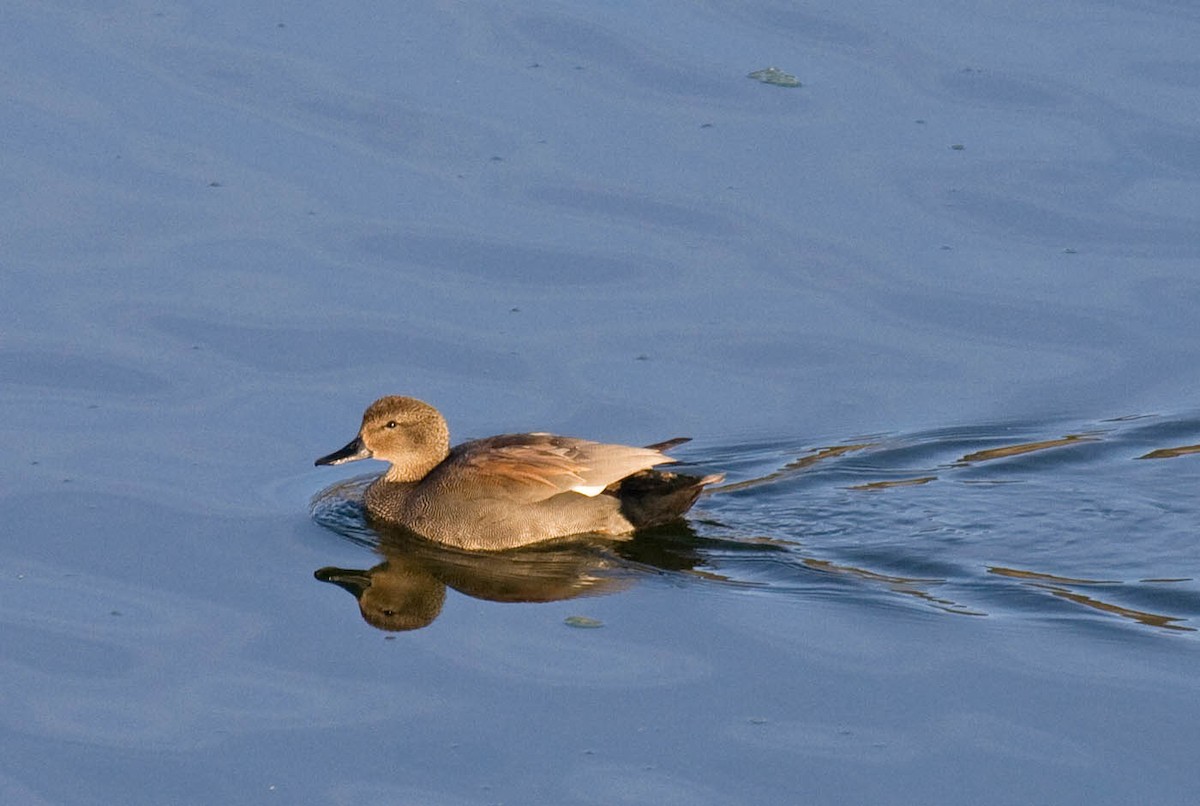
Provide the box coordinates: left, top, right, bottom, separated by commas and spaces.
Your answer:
315, 514, 717, 631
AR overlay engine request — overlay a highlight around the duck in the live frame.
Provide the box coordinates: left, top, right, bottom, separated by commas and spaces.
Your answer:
315, 396, 723, 551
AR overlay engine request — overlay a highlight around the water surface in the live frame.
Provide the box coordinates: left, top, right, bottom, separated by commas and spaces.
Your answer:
4, 0, 1200, 804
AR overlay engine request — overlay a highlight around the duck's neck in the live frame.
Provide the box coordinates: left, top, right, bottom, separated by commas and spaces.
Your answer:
384, 450, 447, 483
383, 423, 451, 482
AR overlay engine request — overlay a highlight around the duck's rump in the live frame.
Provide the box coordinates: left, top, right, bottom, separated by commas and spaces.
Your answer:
610, 469, 721, 529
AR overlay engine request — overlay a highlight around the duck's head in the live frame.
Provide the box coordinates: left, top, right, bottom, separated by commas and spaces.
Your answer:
315, 396, 450, 481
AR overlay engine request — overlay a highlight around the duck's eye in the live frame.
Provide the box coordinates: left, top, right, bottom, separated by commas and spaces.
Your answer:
385, 421, 398, 429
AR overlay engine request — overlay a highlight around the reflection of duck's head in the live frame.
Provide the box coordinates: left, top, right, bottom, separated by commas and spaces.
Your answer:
315, 561, 446, 632
315, 530, 638, 631
314, 396, 450, 482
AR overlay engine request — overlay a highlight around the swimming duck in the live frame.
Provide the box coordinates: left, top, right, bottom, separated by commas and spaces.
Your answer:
315, 396, 723, 550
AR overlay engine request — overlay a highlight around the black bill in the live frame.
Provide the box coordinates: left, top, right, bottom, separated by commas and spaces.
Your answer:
314, 435, 372, 466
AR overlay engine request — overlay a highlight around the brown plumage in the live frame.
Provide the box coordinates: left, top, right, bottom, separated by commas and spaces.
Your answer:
315, 396, 723, 551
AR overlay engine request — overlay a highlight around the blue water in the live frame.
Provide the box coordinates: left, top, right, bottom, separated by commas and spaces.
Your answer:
312, 413, 1200, 635
4, 1, 1200, 804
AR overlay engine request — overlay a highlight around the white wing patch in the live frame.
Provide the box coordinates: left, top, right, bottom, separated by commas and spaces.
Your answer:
570, 484, 607, 497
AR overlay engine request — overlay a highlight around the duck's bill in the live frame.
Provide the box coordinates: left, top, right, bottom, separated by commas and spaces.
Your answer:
314, 567, 372, 596
315, 436, 372, 466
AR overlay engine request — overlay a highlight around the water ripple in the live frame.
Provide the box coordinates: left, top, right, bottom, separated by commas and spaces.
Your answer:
312, 412, 1200, 635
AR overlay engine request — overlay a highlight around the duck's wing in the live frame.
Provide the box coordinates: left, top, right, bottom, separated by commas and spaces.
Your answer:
445, 434, 677, 502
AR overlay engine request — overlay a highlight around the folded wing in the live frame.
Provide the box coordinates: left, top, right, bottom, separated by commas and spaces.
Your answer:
446, 434, 678, 502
